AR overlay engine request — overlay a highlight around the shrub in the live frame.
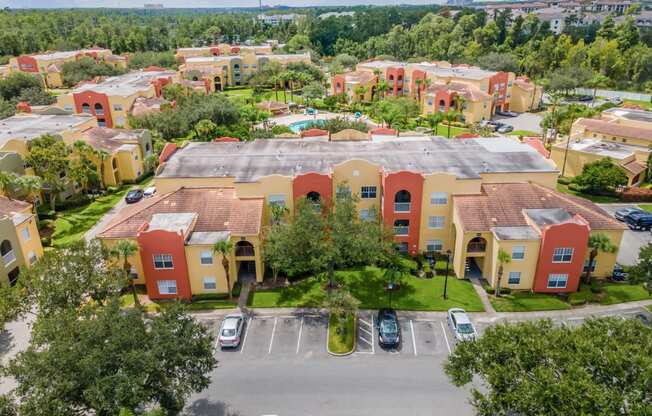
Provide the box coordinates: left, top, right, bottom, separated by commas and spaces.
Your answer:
191, 293, 230, 302
271, 124, 294, 135
485, 287, 496, 295
557, 177, 572, 185
41, 236, 51, 247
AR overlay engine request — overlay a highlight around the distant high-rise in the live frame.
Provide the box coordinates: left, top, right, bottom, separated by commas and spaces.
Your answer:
446, 0, 473, 5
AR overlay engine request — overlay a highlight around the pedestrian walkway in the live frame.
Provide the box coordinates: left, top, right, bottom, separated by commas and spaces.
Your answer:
238, 282, 252, 313
469, 277, 496, 316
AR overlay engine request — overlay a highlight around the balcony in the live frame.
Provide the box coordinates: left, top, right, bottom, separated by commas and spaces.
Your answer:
2, 250, 16, 266
393, 226, 409, 236
235, 245, 255, 257
467, 242, 486, 253
394, 202, 411, 212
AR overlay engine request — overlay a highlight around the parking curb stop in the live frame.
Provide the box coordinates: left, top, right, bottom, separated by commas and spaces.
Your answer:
326, 314, 357, 357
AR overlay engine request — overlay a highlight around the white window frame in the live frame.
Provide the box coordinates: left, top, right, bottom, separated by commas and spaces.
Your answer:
360, 186, 377, 199
552, 247, 573, 263
268, 194, 286, 207
428, 216, 445, 229
153, 254, 173, 269
202, 277, 217, 290
547, 273, 568, 289
20, 227, 31, 241
426, 239, 443, 253
200, 251, 213, 266
512, 245, 525, 261
508, 271, 521, 285
430, 192, 448, 205
157, 280, 177, 295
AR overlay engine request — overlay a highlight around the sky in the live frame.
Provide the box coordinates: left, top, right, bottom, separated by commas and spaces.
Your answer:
3, 0, 449, 8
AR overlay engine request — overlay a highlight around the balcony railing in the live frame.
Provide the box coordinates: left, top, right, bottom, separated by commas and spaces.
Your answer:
467, 242, 486, 253
2, 250, 16, 266
235, 246, 255, 257
394, 202, 411, 212
393, 226, 409, 236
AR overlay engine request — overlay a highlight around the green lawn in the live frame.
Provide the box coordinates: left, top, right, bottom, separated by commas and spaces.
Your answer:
491, 292, 571, 312
431, 124, 470, 138
639, 204, 652, 213
509, 130, 539, 137
624, 99, 652, 110
120, 292, 237, 312
328, 313, 356, 354
248, 267, 484, 311
601, 283, 652, 305
556, 183, 620, 203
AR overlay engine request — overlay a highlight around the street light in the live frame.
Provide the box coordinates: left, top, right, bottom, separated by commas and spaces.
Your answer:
386, 282, 395, 308
443, 249, 452, 300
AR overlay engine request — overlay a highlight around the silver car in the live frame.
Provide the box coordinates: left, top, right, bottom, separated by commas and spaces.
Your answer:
218, 314, 245, 348
447, 308, 477, 342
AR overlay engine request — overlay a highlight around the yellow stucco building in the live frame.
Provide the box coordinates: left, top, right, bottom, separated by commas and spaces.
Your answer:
0, 197, 43, 286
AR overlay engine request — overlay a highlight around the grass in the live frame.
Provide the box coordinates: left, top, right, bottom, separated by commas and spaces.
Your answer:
328, 313, 356, 354
601, 283, 652, 305
248, 266, 484, 312
556, 183, 620, 203
623, 99, 652, 110
509, 130, 539, 137
639, 204, 652, 213
120, 292, 237, 312
491, 292, 571, 312
431, 124, 470, 138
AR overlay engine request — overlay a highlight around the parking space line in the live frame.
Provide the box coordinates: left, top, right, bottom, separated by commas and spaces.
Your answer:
240, 316, 252, 355
410, 320, 417, 356
268, 317, 278, 354
359, 326, 373, 336
440, 321, 451, 354
296, 316, 303, 354
358, 336, 372, 346
359, 318, 372, 326
371, 314, 375, 354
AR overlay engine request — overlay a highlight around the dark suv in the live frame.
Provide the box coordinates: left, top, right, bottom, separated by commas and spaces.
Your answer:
377, 309, 401, 348
624, 212, 652, 231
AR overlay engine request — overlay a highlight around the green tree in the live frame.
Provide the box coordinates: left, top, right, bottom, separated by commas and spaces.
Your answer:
212, 239, 235, 299
95, 149, 110, 190
0, 171, 18, 199
495, 249, 511, 297
26, 135, 71, 212
628, 242, 652, 295
597, 14, 616, 40
302, 81, 325, 107
572, 158, 627, 195
584, 233, 616, 285
324, 289, 360, 319
445, 318, 652, 415
112, 240, 141, 307
193, 119, 219, 141
443, 109, 461, 138
61, 56, 124, 88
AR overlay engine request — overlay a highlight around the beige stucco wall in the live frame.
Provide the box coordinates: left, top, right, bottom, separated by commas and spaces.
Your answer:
332, 159, 381, 213
100, 237, 146, 285
489, 236, 541, 290
586, 229, 624, 279
15, 216, 43, 266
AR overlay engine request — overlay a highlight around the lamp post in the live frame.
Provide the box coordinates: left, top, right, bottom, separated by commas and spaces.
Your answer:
443, 249, 452, 300
387, 282, 395, 308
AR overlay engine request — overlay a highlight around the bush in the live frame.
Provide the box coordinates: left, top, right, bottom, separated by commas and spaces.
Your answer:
57, 194, 91, 210
569, 297, 588, 306
232, 281, 242, 298
271, 124, 294, 135
191, 293, 230, 302
41, 236, 51, 247
557, 177, 572, 185
485, 287, 496, 295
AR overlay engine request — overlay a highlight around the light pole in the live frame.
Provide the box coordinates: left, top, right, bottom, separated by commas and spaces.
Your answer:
443, 249, 452, 300
387, 282, 395, 308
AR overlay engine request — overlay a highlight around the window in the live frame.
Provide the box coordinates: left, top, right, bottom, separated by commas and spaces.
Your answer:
157, 280, 177, 295
512, 245, 525, 260
394, 219, 409, 235
203, 277, 217, 290
430, 192, 448, 205
268, 194, 286, 207
361, 186, 377, 199
113, 104, 123, 111
547, 273, 568, 289
428, 216, 445, 229
552, 247, 573, 263
397, 242, 409, 254
64, 105, 73, 111
28, 251, 37, 265
116, 116, 125, 126
426, 239, 443, 253
508, 272, 521, 285
81, 103, 91, 113
153, 254, 173, 269
359, 209, 374, 221
583, 259, 597, 273
21, 227, 30, 241
200, 251, 213, 265
98, 119, 106, 127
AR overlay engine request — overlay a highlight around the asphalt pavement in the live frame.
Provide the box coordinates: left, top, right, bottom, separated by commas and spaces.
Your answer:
597, 203, 651, 266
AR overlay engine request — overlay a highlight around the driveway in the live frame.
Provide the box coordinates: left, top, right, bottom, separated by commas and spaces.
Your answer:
493, 112, 543, 134
597, 203, 651, 266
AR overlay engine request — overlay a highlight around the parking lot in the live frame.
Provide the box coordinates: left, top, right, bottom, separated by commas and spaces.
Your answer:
597, 203, 651, 266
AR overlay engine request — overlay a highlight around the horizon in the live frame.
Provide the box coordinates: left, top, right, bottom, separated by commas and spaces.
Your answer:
2, 0, 454, 8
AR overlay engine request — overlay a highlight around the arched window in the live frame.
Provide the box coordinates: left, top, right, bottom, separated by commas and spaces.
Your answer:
397, 75, 403, 82
394, 190, 411, 212
306, 191, 321, 202
81, 103, 91, 114
0, 240, 12, 256
235, 240, 255, 257
112, 158, 117, 169
467, 237, 487, 253
214, 76, 222, 91
438, 99, 446, 112
94, 103, 104, 115
388, 74, 395, 81
233, 64, 240, 71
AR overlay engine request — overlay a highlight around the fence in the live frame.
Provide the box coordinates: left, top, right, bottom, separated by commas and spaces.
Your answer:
574, 88, 652, 102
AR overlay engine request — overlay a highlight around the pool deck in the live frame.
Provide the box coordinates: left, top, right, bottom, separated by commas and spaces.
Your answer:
258, 111, 380, 129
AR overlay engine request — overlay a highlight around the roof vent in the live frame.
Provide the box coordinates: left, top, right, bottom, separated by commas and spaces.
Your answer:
491, 217, 497, 222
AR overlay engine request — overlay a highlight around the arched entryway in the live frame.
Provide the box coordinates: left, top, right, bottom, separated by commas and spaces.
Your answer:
306, 191, 321, 203
394, 190, 411, 212
467, 237, 486, 253
214, 75, 222, 91
235, 240, 255, 257
438, 99, 446, 112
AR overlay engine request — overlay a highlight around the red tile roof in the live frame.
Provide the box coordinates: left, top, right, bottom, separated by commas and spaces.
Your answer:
620, 159, 646, 176
453, 183, 624, 232
576, 118, 652, 141
98, 187, 264, 239
301, 128, 329, 138
523, 137, 549, 158
0, 196, 31, 217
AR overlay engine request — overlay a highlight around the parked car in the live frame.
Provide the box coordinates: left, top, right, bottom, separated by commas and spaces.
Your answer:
377, 308, 401, 348
612, 264, 629, 282
143, 186, 156, 198
218, 313, 245, 348
624, 211, 652, 231
614, 207, 643, 221
497, 124, 514, 134
576, 94, 594, 102
447, 308, 477, 342
609, 96, 623, 105
495, 110, 518, 117
125, 189, 144, 204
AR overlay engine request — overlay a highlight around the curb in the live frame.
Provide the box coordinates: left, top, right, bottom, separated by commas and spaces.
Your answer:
326, 313, 357, 357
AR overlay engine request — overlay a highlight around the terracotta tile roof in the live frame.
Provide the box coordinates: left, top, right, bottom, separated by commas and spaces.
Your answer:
81, 127, 142, 153
425, 82, 491, 102
98, 187, 263, 239
0, 196, 31, 217
523, 137, 549, 158
453, 183, 624, 232
343, 71, 376, 84
576, 118, 652, 142
620, 159, 646, 176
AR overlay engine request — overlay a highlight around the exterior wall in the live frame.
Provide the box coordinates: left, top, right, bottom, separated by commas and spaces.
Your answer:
489, 237, 541, 290
45, 72, 63, 88
0, 217, 26, 285
586, 229, 624, 279
382, 171, 424, 256
510, 83, 543, 112
332, 159, 382, 214
549, 145, 629, 181
72, 90, 114, 128
418, 173, 459, 254
489, 71, 510, 113
292, 172, 333, 204
386, 67, 405, 97
101, 238, 146, 285
15, 56, 39, 73
185, 244, 235, 294
15, 216, 43, 267
137, 228, 192, 300
237, 175, 294, 215
532, 221, 590, 293
116, 148, 145, 182
573, 123, 652, 149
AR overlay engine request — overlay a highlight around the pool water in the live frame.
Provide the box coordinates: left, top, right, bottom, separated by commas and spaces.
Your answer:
288, 119, 326, 134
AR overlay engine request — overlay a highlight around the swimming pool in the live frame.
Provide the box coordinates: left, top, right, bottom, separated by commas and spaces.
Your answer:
288, 119, 326, 134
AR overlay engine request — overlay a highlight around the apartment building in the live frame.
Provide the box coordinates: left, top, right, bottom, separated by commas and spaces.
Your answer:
8, 48, 127, 88
333, 60, 542, 123
256, 13, 305, 26
175, 44, 274, 61
0, 196, 43, 286
179, 53, 311, 91
56, 69, 178, 128
551, 108, 652, 185
98, 136, 610, 296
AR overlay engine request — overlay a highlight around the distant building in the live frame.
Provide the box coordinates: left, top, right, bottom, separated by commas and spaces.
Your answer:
318, 11, 355, 19
446, 0, 474, 5
144, 3, 164, 8
256, 13, 304, 25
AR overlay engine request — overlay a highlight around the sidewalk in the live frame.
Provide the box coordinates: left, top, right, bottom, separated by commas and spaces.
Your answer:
469, 277, 496, 316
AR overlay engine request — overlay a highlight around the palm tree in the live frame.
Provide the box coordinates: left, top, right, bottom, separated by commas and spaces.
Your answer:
354, 85, 368, 102
584, 234, 616, 285
16, 175, 43, 221
113, 240, 140, 307
213, 239, 235, 299
495, 248, 511, 298
425, 113, 444, 136
414, 78, 423, 103
443, 110, 462, 138
560, 103, 584, 177
377, 80, 389, 100
453, 94, 466, 113
95, 149, 110, 190
270, 74, 280, 101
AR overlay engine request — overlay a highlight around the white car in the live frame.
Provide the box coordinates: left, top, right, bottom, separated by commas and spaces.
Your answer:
447, 308, 477, 342
218, 314, 245, 348
143, 186, 156, 198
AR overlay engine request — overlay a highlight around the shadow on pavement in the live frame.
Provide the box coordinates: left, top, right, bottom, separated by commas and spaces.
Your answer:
185, 399, 243, 416
0, 330, 15, 358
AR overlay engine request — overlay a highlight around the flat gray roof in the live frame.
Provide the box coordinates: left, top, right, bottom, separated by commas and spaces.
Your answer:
72, 70, 177, 97
188, 231, 230, 245
525, 208, 573, 227
492, 226, 541, 241
604, 107, 652, 123
149, 212, 196, 233
556, 138, 643, 159
0, 113, 93, 147
158, 137, 558, 182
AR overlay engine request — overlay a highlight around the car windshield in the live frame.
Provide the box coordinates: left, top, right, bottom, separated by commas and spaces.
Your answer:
457, 323, 474, 334
221, 328, 236, 337
380, 320, 398, 334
